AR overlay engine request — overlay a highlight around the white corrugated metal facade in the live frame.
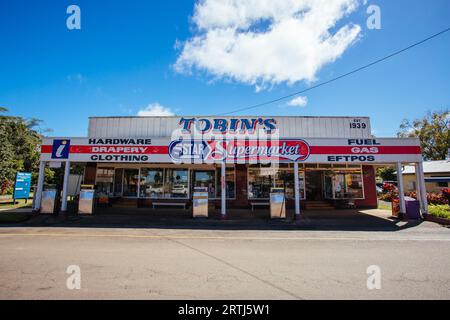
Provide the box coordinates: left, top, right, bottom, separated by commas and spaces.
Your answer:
88, 116, 373, 138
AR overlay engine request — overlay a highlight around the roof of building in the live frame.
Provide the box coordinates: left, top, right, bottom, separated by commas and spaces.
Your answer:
402, 160, 450, 175
88, 115, 370, 120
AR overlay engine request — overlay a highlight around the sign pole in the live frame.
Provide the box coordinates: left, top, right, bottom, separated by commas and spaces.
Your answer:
61, 161, 71, 213
396, 162, 406, 215
34, 162, 46, 212
221, 162, 226, 218
294, 162, 301, 218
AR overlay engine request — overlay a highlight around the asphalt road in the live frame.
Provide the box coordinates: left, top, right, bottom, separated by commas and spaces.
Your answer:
1, 222, 450, 300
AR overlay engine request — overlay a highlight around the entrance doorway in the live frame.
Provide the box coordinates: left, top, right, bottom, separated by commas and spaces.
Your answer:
123, 169, 139, 197
306, 171, 324, 201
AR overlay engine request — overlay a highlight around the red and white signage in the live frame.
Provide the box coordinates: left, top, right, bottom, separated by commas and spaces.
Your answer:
40, 137, 422, 164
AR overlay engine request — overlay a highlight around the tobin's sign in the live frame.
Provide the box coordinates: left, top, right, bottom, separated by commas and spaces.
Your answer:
40, 137, 422, 164
178, 117, 278, 134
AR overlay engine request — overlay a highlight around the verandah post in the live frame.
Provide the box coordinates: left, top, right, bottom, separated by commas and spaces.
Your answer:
221, 161, 226, 217
294, 162, 301, 217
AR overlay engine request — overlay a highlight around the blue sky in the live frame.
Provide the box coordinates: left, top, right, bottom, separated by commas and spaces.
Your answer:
0, 0, 449, 137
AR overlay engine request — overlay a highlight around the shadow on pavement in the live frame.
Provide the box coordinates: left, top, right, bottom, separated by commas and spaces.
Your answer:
0, 207, 424, 232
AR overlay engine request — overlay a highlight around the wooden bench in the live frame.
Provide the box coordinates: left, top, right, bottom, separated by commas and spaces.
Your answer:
250, 202, 270, 211
152, 202, 187, 210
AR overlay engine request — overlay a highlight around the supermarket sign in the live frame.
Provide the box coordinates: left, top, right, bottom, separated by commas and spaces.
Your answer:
40, 137, 422, 164
168, 139, 310, 162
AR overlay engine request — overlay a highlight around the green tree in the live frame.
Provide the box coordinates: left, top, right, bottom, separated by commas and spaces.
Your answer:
377, 167, 397, 182
398, 109, 450, 160
0, 108, 47, 194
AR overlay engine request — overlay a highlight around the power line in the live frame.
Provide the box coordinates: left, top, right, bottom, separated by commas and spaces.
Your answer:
214, 27, 450, 116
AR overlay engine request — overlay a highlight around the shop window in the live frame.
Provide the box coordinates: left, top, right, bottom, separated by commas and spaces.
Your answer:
347, 165, 362, 169
248, 165, 305, 199
329, 171, 364, 199
298, 170, 306, 200
248, 166, 273, 199
193, 171, 216, 198
345, 173, 364, 198
96, 168, 115, 196
165, 169, 189, 199
140, 169, 164, 198
214, 167, 236, 199
274, 168, 294, 199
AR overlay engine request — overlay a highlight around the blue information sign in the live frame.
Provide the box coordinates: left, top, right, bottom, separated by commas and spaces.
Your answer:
13, 172, 32, 200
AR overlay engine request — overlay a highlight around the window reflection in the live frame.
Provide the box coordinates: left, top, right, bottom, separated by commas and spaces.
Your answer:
165, 169, 189, 198
248, 164, 305, 199
324, 170, 364, 199
193, 171, 216, 198
123, 169, 139, 197
140, 169, 164, 198
96, 168, 115, 196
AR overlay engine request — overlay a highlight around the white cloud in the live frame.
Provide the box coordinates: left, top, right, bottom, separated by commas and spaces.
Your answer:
175, 0, 362, 90
137, 103, 175, 117
287, 96, 308, 107
67, 73, 86, 83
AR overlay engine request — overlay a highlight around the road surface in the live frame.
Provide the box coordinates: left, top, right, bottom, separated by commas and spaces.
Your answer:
1, 221, 450, 299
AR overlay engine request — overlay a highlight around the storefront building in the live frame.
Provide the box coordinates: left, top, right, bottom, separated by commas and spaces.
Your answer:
34, 116, 429, 217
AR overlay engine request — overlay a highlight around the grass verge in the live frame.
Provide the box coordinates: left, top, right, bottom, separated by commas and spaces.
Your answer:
378, 203, 392, 211
0, 199, 32, 210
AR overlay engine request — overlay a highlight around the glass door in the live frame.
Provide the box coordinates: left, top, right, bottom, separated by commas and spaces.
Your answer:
323, 172, 334, 199
114, 168, 124, 196
305, 171, 324, 201
123, 169, 139, 197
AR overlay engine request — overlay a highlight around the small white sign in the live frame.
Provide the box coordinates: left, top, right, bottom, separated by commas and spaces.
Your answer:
49, 162, 62, 168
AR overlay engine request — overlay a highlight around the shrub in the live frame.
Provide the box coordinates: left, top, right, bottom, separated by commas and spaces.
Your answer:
379, 191, 397, 202
405, 191, 418, 199
404, 191, 449, 205
1, 180, 13, 196
443, 188, 450, 202
428, 192, 449, 205
382, 182, 397, 193
428, 205, 450, 219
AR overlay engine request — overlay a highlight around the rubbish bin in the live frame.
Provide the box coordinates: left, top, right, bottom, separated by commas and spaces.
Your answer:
270, 188, 286, 219
78, 185, 96, 215
391, 197, 421, 220
41, 189, 58, 214
405, 197, 421, 220
193, 187, 208, 218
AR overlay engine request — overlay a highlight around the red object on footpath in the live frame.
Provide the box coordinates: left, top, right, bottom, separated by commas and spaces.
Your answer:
391, 198, 401, 218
